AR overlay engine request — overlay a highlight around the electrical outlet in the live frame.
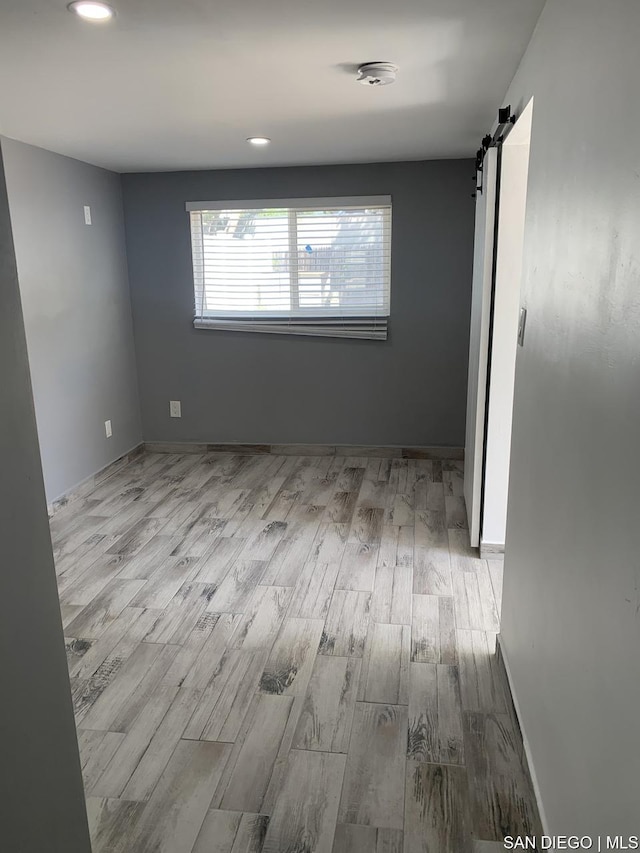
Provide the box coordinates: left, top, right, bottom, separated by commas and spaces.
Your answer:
169, 400, 182, 418
105, 419, 112, 438
84, 205, 92, 225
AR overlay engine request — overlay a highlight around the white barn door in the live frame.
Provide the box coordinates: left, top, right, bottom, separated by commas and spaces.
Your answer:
464, 147, 498, 547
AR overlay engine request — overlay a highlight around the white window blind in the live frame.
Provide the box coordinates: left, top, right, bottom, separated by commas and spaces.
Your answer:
186, 196, 392, 340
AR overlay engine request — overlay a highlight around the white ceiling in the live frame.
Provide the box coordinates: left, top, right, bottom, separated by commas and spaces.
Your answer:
0, 0, 545, 173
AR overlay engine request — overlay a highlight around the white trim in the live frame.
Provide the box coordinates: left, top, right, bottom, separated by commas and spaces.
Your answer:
497, 635, 550, 834
186, 195, 391, 212
144, 441, 464, 459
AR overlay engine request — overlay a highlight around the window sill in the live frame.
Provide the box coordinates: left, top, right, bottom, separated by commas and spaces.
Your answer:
193, 317, 388, 340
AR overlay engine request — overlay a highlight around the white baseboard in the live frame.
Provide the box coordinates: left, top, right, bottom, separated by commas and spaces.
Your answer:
497, 634, 550, 834
144, 441, 464, 461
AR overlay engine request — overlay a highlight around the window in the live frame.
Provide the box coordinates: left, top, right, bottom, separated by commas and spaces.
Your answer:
187, 196, 392, 340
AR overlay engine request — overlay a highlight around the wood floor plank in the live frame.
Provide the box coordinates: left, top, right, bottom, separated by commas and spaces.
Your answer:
169, 515, 227, 558
69, 607, 161, 679
262, 486, 300, 522
358, 622, 410, 705
116, 533, 176, 579
453, 571, 485, 630
443, 468, 465, 497
332, 824, 404, 853
141, 582, 215, 645
425, 481, 446, 512
444, 496, 468, 530
377, 524, 401, 569
79, 730, 126, 793
292, 655, 361, 753
132, 556, 202, 610
90, 680, 178, 798
239, 519, 289, 562
319, 589, 371, 657
371, 563, 412, 624
323, 490, 359, 523
60, 602, 86, 629
463, 712, 541, 841
65, 578, 147, 640
195, 650, 267, 742
262, 749, 346, 853
404, 762, 471, 853
231, 585, 292, 650
349, 506, 385, 545
407, 663, 464, 766
168, 613, 242, 690
288, 560, 341, 619
457, 630, 507, 713
191, 810, 242, 853
127, 739, 232, 853
121, 623, 246, 801
411, 594, 440, 663
388, 494, 414, 527
436, 663, 465, 765
397, 525, 414, 568
338, 702, 407, 829
476, 565, 500, 633
487, 559, 504, 614
310, 522, 350, 566
259, 617, 324, 696
86, 797, 146, 853
448, 528, 480, 573
122, 685, 205, 801
193, 536, 247, 584
216, 693, 296, 813
79, 642, 178, 732
335, 466, 365, 493
59, 553, 128, 605
261, 518, 323, 586
106, 516, 168, 556
410, 594, 457, 665
335, 543, 379, 592
439, 595, 458, 665
356, 479, 391, 510
52, 514, 111, 560
206, 559, 268, 613
192, 810, 270, 853
66, 636, 94, 671
414, 510, 451, 596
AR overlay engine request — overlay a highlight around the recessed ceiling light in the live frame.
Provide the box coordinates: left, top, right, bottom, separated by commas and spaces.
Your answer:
67, 2, 115, 21
246, 137, 271, 146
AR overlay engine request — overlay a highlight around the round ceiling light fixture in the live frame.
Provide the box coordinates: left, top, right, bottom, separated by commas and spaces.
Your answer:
356, 62, 398, 87
67, 2, 115, 21
246, 137, 271, 146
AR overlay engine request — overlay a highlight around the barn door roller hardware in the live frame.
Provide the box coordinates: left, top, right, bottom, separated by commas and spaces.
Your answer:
472, 105, 516, 196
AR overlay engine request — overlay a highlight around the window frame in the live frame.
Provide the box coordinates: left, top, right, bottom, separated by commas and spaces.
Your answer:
186, 196, 392, 340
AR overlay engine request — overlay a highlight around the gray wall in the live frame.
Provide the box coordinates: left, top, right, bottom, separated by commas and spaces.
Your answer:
500, 0, 640, 834
1, 138, 142, 503
122, 160, 474, 447
0, 147, 91, 851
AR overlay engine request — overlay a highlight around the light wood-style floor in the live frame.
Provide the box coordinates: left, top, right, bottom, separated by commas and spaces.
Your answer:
52, 450, 540, 853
